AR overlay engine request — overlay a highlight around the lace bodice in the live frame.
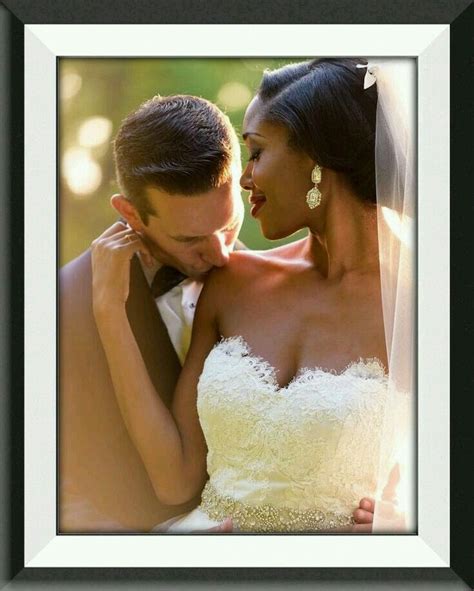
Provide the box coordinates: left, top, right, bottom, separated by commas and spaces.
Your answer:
194, 336, 389, 532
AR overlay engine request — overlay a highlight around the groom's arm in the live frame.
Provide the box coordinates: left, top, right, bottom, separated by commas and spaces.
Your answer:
59, 248, 200, 531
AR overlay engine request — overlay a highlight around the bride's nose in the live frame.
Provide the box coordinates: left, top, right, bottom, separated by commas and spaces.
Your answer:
240, 162, 254, 192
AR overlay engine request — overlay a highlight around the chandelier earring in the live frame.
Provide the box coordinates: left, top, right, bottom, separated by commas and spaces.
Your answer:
306, 164, 322, 209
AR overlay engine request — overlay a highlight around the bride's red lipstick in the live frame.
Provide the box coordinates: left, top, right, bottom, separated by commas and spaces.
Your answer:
249, 193, 266, 218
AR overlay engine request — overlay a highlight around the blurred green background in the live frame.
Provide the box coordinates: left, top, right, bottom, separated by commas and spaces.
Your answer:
59, 58, 308, 266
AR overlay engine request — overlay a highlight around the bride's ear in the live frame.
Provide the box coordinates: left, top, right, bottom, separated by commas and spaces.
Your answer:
110, 194, 145, 232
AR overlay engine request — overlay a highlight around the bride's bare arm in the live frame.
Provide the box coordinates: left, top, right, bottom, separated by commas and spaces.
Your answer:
91, 222, 220, 505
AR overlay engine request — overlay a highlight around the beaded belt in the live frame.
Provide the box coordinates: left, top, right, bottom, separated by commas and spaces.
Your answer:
200, 482, 355, 533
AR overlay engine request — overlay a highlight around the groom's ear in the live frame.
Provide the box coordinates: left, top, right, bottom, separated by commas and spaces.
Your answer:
110, 194, 145, 232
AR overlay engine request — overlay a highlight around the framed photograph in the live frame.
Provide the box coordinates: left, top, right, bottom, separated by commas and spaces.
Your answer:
1, 1, 471, 588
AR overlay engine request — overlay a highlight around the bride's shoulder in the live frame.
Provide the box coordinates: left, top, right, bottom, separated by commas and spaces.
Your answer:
203, 237, 310, 295
206, 250, 269, 289
229, 239, 308, 268
194, 251, 261, 314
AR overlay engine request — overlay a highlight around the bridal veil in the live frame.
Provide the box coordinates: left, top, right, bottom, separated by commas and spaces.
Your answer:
371, 59, 416, 532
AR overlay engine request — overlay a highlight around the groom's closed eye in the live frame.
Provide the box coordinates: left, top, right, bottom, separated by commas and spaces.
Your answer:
171, 235, 203, 244
171, 221, 241, 244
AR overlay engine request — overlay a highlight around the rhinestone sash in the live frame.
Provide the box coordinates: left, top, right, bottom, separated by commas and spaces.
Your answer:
200, 482, 355, 533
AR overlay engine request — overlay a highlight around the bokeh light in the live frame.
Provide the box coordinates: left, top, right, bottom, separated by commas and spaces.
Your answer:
78, 116, 113, 148
63, 147, 103, 198
217, 81, 252, 111
61, 71, 82, 101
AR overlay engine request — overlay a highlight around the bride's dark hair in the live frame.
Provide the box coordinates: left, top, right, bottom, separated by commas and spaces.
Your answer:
257, 58, 378, 204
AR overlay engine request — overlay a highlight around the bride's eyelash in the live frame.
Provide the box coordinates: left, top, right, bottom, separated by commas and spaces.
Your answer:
247, 149, 262, 162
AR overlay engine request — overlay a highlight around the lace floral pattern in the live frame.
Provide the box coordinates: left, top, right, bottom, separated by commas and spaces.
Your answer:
196, 336, 390, 527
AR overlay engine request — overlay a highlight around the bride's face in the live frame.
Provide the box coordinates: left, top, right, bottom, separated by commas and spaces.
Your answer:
240, 97, 315, 240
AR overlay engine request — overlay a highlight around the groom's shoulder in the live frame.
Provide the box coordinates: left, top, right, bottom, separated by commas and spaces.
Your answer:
61, 248, 91, 273
60, 249, 92, 291
59, 249, 97, 321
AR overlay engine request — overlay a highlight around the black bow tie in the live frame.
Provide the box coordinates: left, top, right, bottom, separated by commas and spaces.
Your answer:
151, 266, 188, 298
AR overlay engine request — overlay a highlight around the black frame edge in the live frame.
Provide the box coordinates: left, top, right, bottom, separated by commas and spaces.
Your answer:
450, 2, 474, 589
0, 1, 25, 587
2, 0, 472, 588
1, 0, 472, 25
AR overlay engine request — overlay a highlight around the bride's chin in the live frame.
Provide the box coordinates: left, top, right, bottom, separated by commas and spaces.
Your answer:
259, 222, 294, 242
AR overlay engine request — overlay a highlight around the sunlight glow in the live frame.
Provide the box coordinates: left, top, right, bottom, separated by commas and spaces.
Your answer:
381, 207, 414, 248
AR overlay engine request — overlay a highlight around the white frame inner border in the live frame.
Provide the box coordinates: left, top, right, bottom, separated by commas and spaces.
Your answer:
24, 24, 450, 568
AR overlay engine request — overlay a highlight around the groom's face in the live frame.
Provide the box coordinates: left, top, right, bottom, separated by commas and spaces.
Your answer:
136, 177, 244, 279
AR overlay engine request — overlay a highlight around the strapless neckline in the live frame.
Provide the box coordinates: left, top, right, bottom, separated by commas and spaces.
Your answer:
159, 334, 390, 532
212, 335, 387, 391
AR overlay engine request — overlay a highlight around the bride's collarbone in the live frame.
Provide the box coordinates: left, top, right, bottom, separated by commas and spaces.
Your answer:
217, 262, 386, 375
227, 267, 381, 309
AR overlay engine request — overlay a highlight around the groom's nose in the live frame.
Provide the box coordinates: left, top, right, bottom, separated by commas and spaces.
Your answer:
201, 233, 230, 268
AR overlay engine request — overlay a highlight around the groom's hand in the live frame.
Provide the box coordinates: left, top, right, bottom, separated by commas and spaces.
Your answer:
352, 497, 375, 532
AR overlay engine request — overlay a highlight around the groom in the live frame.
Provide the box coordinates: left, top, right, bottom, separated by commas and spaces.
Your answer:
60, 95, 375, 532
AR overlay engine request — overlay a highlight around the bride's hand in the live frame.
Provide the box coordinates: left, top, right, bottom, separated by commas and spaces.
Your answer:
351, 497, 375, 533
91, 221, 154, 321
321, 498, 375, 533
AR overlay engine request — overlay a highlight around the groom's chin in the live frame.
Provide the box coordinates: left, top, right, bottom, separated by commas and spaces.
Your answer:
188, 269, 212, 281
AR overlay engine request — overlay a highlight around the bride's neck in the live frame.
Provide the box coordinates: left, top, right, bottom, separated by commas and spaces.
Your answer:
307, 189, 379, 279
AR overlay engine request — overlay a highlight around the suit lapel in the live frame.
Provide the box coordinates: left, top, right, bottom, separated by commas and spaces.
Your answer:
125, 256, 182, 408
124, 239, 247, 407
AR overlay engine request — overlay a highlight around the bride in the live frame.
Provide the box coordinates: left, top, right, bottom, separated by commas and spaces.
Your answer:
92, 58, 414, 532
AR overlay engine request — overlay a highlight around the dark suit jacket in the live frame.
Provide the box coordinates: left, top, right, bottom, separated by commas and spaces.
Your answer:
59, 250, 200, 532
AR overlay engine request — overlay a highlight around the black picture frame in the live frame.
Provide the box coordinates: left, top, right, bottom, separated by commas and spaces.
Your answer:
1, 0, 472, 588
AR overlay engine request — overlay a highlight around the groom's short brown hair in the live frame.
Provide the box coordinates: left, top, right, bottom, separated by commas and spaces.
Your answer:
113, 95, 239, 224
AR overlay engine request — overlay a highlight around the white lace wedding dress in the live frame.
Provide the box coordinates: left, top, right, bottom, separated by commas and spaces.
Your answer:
155, 336, 389, 533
